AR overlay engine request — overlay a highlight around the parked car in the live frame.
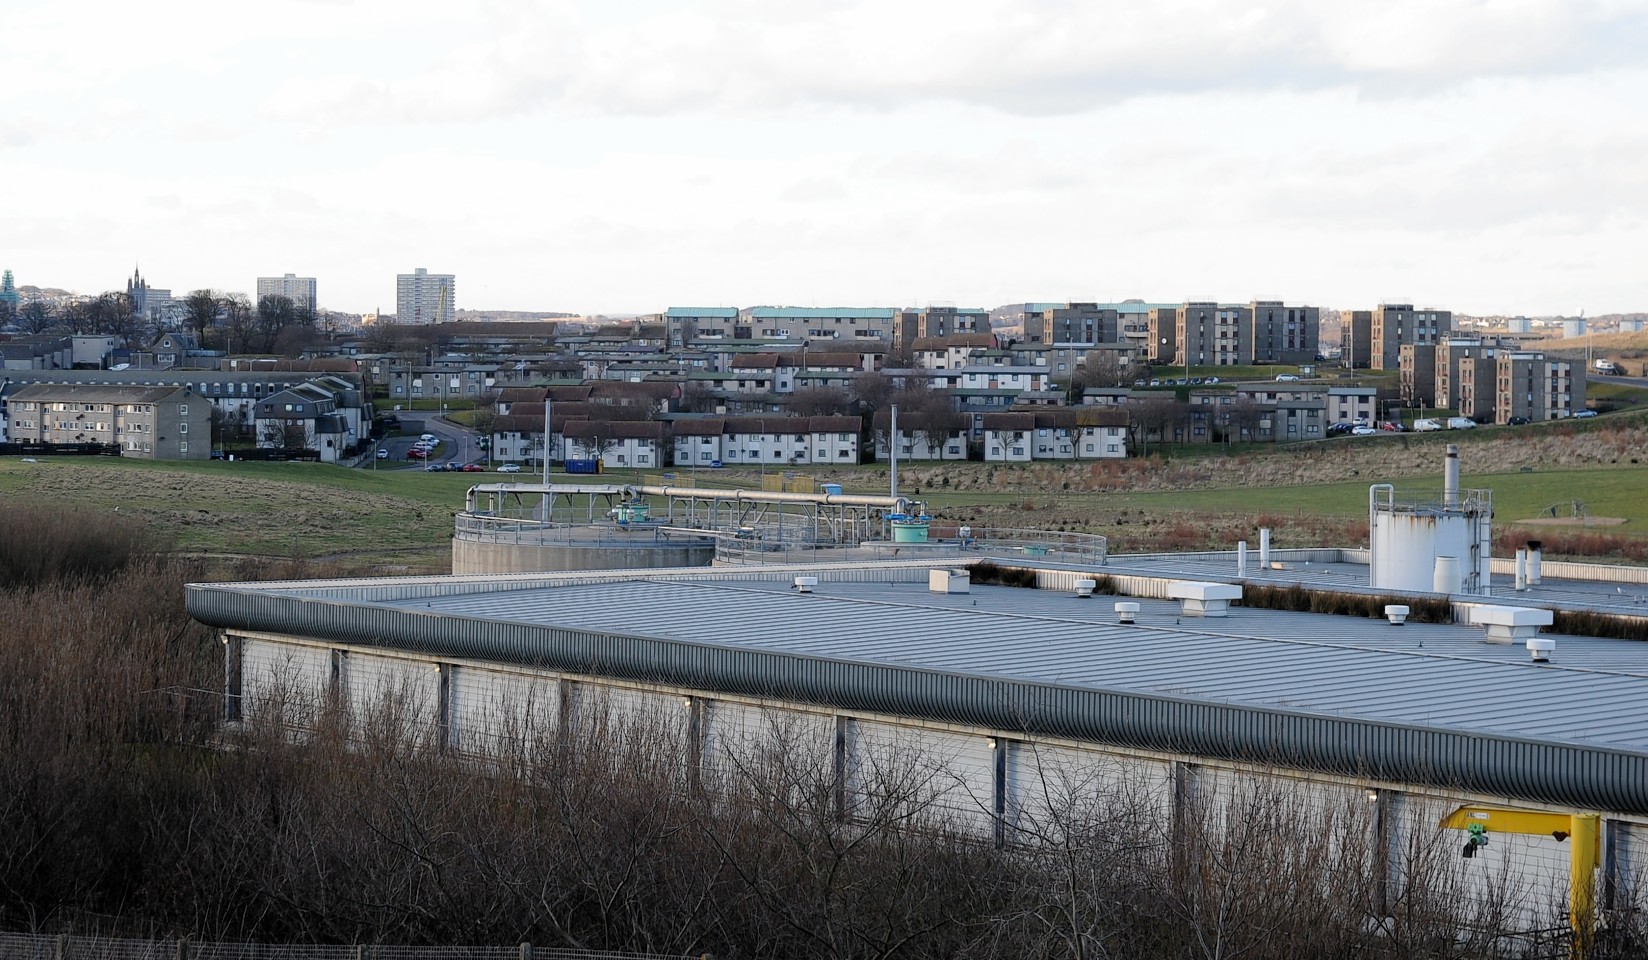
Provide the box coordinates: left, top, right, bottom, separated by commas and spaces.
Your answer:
376, 448, 390, 459
1413, 418, 1444, 432
1574, 410, 1599, 418
1327, 421, 1355, 436
1205, 376, 1220, 384
420, 433, 437, 442
1352, 425, 1378, 436
1506, 416, 1530, 426
1275, 374, 1301, 381
1380, 421, 1406, 432
498, 463, 522, 473
462, 463, 485, 472
1447, 417, 1477, 429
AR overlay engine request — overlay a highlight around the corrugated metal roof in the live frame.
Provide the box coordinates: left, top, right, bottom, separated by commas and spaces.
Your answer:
388, 578, 1648, 750
665, 307, 738, 318
186, 560, 1648, 813
748, 307, 896, 319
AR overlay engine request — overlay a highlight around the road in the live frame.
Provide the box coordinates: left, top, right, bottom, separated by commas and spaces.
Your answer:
366, 412, 484, 471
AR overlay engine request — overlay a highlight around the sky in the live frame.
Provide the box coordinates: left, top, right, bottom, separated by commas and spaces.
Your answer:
3, 0, 1646, 317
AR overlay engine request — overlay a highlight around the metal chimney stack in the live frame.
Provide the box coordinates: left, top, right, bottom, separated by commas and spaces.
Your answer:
1444, 444, 1460, 508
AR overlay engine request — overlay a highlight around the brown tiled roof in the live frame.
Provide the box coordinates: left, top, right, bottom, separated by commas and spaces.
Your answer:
671, 418, 726, 437
562, 419, 665, 440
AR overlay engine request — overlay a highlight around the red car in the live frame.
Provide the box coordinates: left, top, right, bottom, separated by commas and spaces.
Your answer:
407, 448, 428, 459
461, 463, 485, 472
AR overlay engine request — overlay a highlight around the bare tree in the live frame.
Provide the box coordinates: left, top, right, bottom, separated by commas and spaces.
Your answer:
788, 386, 853, 417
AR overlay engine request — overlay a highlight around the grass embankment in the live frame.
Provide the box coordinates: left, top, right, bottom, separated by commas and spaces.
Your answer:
0, 458, 479, 571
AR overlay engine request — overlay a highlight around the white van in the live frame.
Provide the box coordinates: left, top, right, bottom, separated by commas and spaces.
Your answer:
1446, 417, 1477, 430
1412, 418, 1443, 432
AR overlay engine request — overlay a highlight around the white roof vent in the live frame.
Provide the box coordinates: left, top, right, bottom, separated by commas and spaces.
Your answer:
1074, 578, 1097, 598
1385, 604, 1410, 626
1528, 637, 1555, 662
1115, 601, 1140, 624
792, 576, 818, 594
929, 569, 971, 594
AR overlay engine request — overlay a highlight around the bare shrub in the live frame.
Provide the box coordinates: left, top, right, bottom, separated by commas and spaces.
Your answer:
0, 502, 164, 588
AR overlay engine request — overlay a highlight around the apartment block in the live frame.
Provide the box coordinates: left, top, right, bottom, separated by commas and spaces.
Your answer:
1435, 337, 1500, 412
1022, 303, 1117, 346
894, 306, 987, 349
1370, 303, 1451, 371
1340, 311, 1373, 369
396, 267, 456, 324
740, 307, 895, 343
1248, 301, 1319, 365
6, 383, 209, 459
1496, 352, 1584, 423
1398, 343, 1437, 407
256, 274, 318, 311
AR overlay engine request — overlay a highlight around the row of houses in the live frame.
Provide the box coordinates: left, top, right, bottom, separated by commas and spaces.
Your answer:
0, 370, 371, 461
489, 407, 1132, 468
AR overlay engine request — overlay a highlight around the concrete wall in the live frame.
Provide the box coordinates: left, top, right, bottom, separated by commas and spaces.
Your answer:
452, 536, 715, 575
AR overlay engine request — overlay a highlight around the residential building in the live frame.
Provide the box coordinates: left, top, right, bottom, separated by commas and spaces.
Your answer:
910, 335, 999, 371
1022, 303, 1116, 346
562, 420, 666, 469
872, 409, 969, 461
746, 307, 897, 343
2, 335, 72, 370
1340, 311, 1373, 369
981, 412, 1036, 462
396, 268, 457, 324
1496, 352, 1584, 423
257, 274, 318, 311
1174, 301, 1318, 367
1326, 387, 1377, 425
7, 383, 208, 459
1398, 344, 1437, 407
894, 306, 987, 349
1435, 337, 1500, 412
1370, 303, 1452, 371
664, 307, 738, 346
253, 384, 353, 461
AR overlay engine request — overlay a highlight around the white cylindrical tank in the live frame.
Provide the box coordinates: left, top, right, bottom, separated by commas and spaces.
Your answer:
1433, 555, 1462, 594
1370, 511, 1476, 593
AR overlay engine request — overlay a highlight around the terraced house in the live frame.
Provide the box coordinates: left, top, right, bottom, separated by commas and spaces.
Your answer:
5, 383, 209, 459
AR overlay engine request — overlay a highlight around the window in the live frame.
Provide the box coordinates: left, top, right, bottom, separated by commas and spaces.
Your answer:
179, 423, 188, 434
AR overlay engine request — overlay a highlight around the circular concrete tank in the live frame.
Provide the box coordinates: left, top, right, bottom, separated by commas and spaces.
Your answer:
452, 517, 716, 575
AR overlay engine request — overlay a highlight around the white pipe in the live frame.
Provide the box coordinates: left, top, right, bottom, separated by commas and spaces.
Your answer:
465, 482, 909, 511
1528, 540, 1543, 585
1259, 528, 1271, 569
889, 403, 899, 501
1368, 483, 1394, 588
1515, 549, 1527, 591
1237, 541, 1247, 577
1444, 443, 1460, 508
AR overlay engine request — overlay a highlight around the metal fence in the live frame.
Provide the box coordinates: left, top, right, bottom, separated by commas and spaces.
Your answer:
710, 524, 1107, 567
0, 933, 699, 960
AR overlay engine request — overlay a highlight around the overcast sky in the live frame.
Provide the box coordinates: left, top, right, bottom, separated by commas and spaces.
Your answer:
4, 0, 1646, 316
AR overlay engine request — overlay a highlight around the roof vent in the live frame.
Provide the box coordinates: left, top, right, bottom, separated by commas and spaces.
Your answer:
929, 569, 970, 594
1527, 637, 1555, 662
1385, 604, 1410, 626
1074, 579, 1096, 598
1114, 601, 1140, 624
792, 576, 818, 594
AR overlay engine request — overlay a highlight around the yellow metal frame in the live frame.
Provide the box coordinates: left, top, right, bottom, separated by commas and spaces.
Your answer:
1440, 805, 1601, 956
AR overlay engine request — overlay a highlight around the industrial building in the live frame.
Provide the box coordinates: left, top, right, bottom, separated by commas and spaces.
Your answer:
191, 548, 1648, 939
189, 449, 1648, 944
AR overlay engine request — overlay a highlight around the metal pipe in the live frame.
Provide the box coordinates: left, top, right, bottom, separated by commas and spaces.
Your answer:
465, 483, 908, 512
1259, 528, 1271, 569
1368, 483, 1394, 588
1528, 539, 1543, 585
1515, 548, 1527, 591
1236, 541, 1247, 577
1444, 443, 1460, 508
889, 403, 899, 501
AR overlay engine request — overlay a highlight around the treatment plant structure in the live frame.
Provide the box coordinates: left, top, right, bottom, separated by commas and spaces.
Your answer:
193, 446, 1648, 952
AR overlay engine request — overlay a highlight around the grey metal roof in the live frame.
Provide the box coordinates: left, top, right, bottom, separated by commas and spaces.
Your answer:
187, 562, 1648, 814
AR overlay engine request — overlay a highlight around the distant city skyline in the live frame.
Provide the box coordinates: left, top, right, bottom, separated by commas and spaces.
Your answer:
3, 1, 1645, 317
